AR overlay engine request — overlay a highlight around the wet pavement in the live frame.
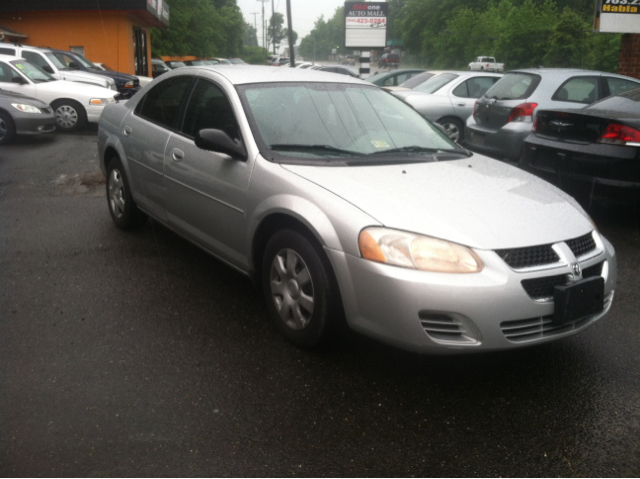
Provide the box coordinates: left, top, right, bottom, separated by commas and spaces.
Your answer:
1, 131, 639, 477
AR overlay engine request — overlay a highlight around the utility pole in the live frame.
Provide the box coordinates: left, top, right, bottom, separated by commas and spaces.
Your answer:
271, 0, 276, 54
257, 0, 269, 49
286, 0, 295, 67
250, 12, 259, 47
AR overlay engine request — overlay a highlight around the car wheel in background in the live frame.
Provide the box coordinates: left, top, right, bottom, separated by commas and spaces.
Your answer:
106, 156, 148, 230
52, 100, 86, 132
437, 117, 465, 143
0, 110, 16, 145
262, 229, 340, 348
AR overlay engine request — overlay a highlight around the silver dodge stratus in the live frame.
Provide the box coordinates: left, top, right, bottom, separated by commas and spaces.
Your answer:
98, 66, 616, 354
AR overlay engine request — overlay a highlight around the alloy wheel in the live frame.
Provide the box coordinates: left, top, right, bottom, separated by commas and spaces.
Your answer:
269, 248, 315, 330
108, 168, 126, 219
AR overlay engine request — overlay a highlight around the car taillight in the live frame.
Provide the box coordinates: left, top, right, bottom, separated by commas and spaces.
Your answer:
507, 103, 538, 123
597, 123, 640, 145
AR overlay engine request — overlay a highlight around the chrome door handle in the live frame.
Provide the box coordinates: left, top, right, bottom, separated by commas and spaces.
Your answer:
457, 103, 466, 107
123, 126, 132, 136
171, 148, 184, 162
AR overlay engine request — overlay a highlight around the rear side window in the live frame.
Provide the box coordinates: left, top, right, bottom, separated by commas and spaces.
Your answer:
552, 76, 599, 104
605, 76, 640, 96
135, 75, 193, 129
0, 47, 16, 55
453, 76, 499, 98
484, 73, 541, 101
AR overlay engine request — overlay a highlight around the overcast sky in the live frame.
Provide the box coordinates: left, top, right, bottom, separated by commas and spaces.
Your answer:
236, 0, 347, 47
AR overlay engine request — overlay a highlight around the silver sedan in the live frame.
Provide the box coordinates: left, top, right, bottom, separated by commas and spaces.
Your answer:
98, 66, 616, 354
391, 71, 502, 142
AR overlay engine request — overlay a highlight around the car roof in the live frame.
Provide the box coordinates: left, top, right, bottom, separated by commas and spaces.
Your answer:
194, 65, 367, 86
0, 54, 23, 62
508, 68, 638, 79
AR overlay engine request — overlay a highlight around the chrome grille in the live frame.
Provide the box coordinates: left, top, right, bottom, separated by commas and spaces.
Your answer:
566, 233, 596, 258
495, 244, 559, 269
501, 292, 613, 342
419, 312, 476, 344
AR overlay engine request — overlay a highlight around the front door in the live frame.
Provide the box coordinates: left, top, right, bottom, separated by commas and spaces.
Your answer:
164, 77, 254, 269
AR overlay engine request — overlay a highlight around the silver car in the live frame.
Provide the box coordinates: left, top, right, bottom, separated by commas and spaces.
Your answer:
0, 88, 55, 144
465, 68, 640, 161
391, 71, 502, 142
98, 66, 617, 354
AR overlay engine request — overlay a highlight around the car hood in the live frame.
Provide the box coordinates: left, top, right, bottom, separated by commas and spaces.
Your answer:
60, 70, 115, 87
36, 79, 118, 98
0, 88, 50, 107
87, 68, 138, 84
282, 155, 592, 250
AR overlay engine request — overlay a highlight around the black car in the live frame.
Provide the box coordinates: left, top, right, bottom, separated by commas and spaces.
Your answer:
48, 49, 141, 98
520, 88, 640, 204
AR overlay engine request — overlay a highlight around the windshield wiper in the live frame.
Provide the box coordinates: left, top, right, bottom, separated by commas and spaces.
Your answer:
369, 146, 471, 156
269, 144, 364, 156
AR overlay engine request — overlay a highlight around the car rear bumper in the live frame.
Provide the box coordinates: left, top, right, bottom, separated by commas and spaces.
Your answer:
326, 234, 616, 354
464, 117, 532, 161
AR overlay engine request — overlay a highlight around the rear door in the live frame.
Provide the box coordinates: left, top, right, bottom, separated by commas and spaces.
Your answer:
473, 72, 541, 131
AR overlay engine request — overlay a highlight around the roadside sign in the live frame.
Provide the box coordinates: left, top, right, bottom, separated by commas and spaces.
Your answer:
594, 0, 640, 33
344, 2, 388, 49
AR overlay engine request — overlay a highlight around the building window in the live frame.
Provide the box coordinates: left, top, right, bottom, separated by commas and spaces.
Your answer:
70, 46, 85, 56
133, 27, 148, 77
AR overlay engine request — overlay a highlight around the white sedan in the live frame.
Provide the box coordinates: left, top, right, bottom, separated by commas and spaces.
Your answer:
0, 54, 118, 131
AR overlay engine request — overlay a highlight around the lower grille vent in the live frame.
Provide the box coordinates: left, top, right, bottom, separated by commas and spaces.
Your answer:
418, 312, 478, 344
522, 274, 569, 301
501, 292, 613, 342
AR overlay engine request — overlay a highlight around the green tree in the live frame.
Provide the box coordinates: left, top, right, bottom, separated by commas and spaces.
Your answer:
243, 21, 258, 47
544, 7, 589, 67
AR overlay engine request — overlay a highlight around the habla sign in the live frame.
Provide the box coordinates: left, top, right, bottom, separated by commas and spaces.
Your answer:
594, 0, 640, 33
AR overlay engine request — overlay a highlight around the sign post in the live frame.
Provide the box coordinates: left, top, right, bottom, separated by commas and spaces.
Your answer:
344, 2, 388, 79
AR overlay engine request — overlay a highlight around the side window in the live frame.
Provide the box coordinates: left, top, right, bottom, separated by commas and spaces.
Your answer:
383, 76, 395, 86
181, 78, 239, 140
0, 47, 16, 55
605, 77, 640, 96
553, 76, 599, 104
22, 51, 49, 70
452, 81, 469, 98
135, 75, 193, 129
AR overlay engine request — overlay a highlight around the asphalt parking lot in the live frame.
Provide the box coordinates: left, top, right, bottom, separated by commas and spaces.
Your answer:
1, 129, 640, 477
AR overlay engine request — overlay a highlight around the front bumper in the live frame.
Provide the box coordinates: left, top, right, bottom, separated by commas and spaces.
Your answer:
14, 109, 56, 135
464, 117, 532, 161
327, 232, 616, 354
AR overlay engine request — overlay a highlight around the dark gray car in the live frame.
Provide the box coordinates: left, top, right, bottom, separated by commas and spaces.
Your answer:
0, 88, 55, 145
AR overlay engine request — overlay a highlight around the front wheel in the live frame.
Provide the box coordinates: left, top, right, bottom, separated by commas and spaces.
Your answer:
0, 110, 16, 145
262, 229, 340, 348
52, 100, 86, 132
106, 157, 147, 230
437, 117, 465, 143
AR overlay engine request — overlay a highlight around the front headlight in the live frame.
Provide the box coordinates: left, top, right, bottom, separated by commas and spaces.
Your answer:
110, 83, 118, 91
11, 103, 42, 114
89, 98, 116, 106
358, 227, 484, 274
124, 80, 135, 88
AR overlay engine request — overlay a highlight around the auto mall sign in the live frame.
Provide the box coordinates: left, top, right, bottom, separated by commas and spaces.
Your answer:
344, 2, 388, 48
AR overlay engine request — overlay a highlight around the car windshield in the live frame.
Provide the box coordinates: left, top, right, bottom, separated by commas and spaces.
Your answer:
99, 64, 115, 71
10, 59, 55, 83
238, 82, 461, 162
484, 72, 541, 100
588, 87, 640, 113
413, 73, 458, 93
71, 53, 98, 69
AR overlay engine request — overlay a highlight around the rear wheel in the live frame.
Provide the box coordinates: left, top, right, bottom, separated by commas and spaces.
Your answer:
0, 111, 16, 145
262, 229, 340, 348
437, 117, 465, 143
106, 156, 147, 230
52, 100, 86, 132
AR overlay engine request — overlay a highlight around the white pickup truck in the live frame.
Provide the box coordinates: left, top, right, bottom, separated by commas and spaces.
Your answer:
468, 56, 505, 72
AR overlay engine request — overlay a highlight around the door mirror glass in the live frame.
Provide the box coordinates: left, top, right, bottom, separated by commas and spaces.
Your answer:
42, 65, 54, 74
12, 76, 28, 85
195, 129, 247, 160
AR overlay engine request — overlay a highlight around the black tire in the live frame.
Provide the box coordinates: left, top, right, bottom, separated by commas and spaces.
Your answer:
262, 229, 341, 348
52, 99, 87, 132
0, 110, 16, 145
106, 156, 147, 230
436, 117, 465, 143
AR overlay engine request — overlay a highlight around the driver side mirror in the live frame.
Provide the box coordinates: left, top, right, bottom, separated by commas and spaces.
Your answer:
68, 61, 78, 70
12, 76, 28, 85
195, 128, 247, 161
42, 65, 54, 74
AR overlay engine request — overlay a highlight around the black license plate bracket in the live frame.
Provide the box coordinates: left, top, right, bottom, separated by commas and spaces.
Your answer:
553, 276, 604, 325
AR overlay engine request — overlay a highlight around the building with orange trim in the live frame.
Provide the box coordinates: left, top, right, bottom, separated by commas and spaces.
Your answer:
0, 0, 169, 77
